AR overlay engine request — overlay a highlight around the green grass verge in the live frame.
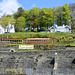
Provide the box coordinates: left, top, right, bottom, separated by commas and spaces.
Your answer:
0, 32, 75, 45
15, 49, 42, 52
0, 32, 71, 39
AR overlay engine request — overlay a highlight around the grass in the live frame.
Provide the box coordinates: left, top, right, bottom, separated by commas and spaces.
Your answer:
0, 32, 75, 45
15, 49, 42, 52
0, 32, 71, 39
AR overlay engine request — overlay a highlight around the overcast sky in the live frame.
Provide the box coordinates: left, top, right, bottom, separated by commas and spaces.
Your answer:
0, 0, 75, 17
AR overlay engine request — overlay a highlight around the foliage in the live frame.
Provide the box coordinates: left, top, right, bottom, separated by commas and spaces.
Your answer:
0, 32, 71, 39
62, 3, 71, 25
53, 6, 63, 25
71, 17, 75, 29
59, 36, 75, 44
15, 16, 26, 32
41, 27, 46, 31
18, 67, 22, 74
0, 4, 74, 32
13, 7, 24, 19
0, 32, 74, 45
33, 28, 37, 32
39, 8, 53, 29
0, 16, 15, 27
5, 67, 23, 74
5, 69, 18, 74
26, 7, 40, 30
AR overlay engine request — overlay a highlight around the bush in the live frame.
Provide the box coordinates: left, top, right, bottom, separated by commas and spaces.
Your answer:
22, 29, 26, 32
44, 34, 49, 38
33, 28, 37, 32
46, 29, 49, 31
41, 27, 46, 31
59, 38, 75, 44
28, 29, 31, 32
5, 69, 18, 74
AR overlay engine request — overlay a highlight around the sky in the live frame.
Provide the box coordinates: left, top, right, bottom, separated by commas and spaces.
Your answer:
0, 0, 75, 17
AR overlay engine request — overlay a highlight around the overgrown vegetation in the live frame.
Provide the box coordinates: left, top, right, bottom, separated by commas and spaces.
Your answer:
0, 32, 75, 45
0, 32, 70, 39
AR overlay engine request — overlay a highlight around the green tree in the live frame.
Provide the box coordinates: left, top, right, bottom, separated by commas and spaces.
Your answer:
23, 10, 30, 19
15, 16, 26, 32
13, 13, 19, 19
17, 7, 24, 16
13, 7, 24, 19
0, 16, 15, 38
53, 6, 63, 25
62, 3, 71, 25
39, 8, 53, 30
71, 17, 75, 29
26, 7, 40, 31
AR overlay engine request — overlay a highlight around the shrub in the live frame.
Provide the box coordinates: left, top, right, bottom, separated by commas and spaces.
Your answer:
22, 29, 26, 32
33, 28, 37, 32
18, 67, 23, 74
5, 69, 18, 74
41, 27, 46, 31
46, 29, 49, 31
44, 34, 49, 38
28, 29, 31, 32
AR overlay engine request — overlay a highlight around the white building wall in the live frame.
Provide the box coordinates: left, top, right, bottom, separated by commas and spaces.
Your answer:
9, 25, 15, 33
0, 24, 15, 34
0, 25, 4, 34
50, 28, 70, 32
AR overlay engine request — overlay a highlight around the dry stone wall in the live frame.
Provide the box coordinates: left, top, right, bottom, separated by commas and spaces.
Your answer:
0, 50, 75, 74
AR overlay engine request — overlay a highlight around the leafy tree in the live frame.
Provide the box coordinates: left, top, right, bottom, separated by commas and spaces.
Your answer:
0, 16, 15, 27
13, 13, 19, 19
62, 4, 71, 25
71, 17, 75, 29
23, 10, 30, 18
15, 16, 26, 32
26, 7, 40, 31
13, 7, 24, 19
17, 7, 24, 17
39, 8, 53, 30
53, 6, 63, 25
0, 16, 15, 38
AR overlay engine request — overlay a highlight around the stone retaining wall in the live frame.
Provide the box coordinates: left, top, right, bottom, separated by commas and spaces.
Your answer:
0, 50, 75, 74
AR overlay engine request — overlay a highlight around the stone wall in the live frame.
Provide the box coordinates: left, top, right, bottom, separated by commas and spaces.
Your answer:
0, 50, 75, 74
0, 41, 10, 46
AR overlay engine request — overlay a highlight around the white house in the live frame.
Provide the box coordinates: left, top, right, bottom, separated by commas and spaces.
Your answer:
0, 23, 15, 34
49, 24, 71, 32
